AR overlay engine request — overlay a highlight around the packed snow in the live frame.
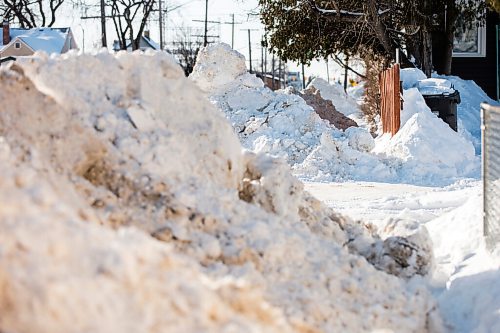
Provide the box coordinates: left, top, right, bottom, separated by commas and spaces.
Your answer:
0, 41, 498, 333
0, 50, 446, 332
192, 44, 480, 186
305, 180, 499, 333
191, 43, 499, 333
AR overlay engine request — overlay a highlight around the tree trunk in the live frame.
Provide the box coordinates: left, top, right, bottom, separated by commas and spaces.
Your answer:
367, 0, 394, 59
421, 27, 433, 77
442, 3, 459, 75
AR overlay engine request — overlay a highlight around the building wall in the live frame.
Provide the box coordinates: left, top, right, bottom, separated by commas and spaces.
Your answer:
0, 39, 34, 58
61, 30, 78, 53
434, 11, 499, 100
452, 11, 499, 100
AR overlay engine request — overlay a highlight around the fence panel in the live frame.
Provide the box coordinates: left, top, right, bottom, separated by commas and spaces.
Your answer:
379, 64, 401, 136
481, 103, 500, 251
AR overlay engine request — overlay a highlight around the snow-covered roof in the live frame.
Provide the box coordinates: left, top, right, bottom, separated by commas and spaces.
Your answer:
143, 36, 159, 50
113, 36, 160, 51
1, 27, 70, 54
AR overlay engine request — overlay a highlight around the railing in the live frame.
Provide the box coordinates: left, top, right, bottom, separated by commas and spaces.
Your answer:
481, 102, 500, 251
379, 63, 401, 136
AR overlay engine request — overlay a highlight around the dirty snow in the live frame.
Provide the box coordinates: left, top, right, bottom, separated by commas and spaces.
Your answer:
193, 44, 479, 186
305, 180, 499, 333
308, 77, 360, 116
0, 50, 443, 332
190, 44, 498, 332
0, 42, 497, 333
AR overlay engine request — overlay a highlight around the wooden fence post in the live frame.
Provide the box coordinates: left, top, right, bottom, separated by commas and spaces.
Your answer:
380, 64, 401, 136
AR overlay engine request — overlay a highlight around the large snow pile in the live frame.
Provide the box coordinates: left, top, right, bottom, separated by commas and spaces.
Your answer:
192, 44, 479, 186
402, 68, 499, 154
434, 73, 499, 154
373, 88, 478, 185
191, 44, 395, 183
424, 185, 500, 333
0, 51, 442, 332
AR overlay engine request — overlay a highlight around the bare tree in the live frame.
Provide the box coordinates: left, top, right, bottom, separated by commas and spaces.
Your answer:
107, 0, 156, 50
167, 27, 202, 76
1, 0, 65, 28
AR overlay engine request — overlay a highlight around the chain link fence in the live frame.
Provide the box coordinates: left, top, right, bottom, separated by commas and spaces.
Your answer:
481, 103, 500, 251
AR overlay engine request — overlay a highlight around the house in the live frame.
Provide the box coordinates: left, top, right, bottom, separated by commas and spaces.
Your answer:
433, 10, 500, 100
0, 20, 78, 58
112, 31, 160, 52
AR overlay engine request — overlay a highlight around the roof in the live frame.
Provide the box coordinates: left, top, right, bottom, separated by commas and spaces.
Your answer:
0, 56, 16, 64
142, 36, 159, 50
1, 27, 70, 54
114, 36, 160, 51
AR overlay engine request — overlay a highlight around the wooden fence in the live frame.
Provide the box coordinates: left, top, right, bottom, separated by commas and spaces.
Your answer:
379, 64, 401, 136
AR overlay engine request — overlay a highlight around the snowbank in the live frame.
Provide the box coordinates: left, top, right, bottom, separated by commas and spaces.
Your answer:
374, 88, 478, 185
193, 44, 479, 186
401, 67, 499, 154
400, 68, 427, 90
0, 51, 441, 332
192, 44, 394, 183
424, 185, 500, 333
434, 73, 499, 154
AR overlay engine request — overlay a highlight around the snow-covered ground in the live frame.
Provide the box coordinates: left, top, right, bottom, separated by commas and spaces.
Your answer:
306, 180, 499, 333
191, 44, 499, 332
0, 43, 498, 333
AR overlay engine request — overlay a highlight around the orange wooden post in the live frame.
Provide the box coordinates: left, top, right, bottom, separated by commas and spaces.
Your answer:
392, 64, 401, 135
379, 64, 401, 136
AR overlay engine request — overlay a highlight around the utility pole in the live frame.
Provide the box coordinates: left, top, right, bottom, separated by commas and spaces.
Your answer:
278, 58, 282, 90
344, 55, 349, 92
271, 53, 275, 90
242, 29, 258, 73
231, 14, 235, 49
204, 0, 208, 46
100, 0, 107, 47
192, 19, 220, 44
221, 14, 241, 49
326, 58, 330, 83
159, 0, 163, 50
264, 47, 267, 74
260, 38, 264, 74
81, 1, 111, 48
302, 63, 306, 90
248, 29, 252, 72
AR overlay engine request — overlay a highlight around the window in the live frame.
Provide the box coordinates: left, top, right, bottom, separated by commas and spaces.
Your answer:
453, 17, 486, 57
14, 42, 21, 49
